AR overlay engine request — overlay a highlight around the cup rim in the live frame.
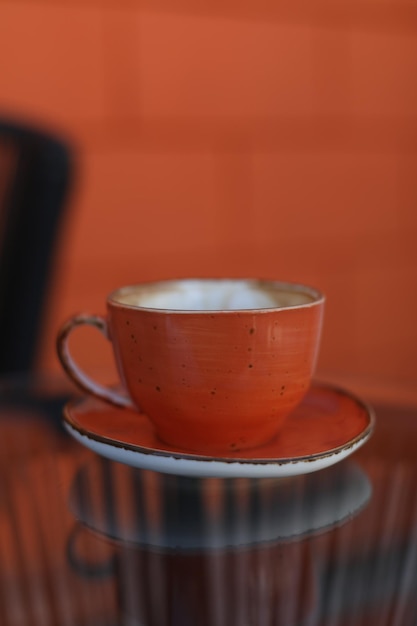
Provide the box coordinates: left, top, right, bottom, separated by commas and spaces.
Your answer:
107, 278, 325, 314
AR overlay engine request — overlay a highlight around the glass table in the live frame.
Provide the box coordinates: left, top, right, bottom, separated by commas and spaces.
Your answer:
0, 375, 416, 625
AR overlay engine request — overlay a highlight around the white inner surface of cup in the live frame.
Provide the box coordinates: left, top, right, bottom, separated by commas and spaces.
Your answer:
112, 280, 317, 311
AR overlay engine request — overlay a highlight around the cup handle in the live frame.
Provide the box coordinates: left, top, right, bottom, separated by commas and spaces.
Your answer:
57, 313, 134, 409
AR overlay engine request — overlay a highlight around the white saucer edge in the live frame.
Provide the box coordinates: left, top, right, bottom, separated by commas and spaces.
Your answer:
64, 422, 372, 478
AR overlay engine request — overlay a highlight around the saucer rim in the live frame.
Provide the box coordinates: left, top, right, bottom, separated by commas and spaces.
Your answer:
63, 382, 375, 474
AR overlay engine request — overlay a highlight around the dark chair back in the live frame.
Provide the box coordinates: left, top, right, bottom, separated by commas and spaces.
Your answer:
0, 120, 73, 373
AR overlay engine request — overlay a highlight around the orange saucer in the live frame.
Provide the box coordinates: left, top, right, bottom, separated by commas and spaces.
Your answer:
63, 383, 374, 478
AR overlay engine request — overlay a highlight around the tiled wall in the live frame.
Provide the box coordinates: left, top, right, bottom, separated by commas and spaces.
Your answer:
1, 1, 416, 400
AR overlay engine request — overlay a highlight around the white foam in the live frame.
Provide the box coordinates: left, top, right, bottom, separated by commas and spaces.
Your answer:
112, 280, 317, 311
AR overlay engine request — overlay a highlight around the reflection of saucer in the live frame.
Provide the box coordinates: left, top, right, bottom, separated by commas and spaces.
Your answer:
63, 383, 374, 478
69, 458, 372, 550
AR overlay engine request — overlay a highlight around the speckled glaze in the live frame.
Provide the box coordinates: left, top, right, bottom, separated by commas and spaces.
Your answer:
63, 384, 373, 478
57, 279, 325, 455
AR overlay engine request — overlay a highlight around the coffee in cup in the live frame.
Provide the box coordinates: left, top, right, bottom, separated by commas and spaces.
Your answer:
57, 279, 325, 454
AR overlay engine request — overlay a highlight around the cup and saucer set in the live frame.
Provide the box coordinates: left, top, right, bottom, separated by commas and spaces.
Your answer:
58, 279, 374, 479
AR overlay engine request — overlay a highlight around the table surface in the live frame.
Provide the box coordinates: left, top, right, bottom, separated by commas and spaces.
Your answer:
0, 375, 417, 626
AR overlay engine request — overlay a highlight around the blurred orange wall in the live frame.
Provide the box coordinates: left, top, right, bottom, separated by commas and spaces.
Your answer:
0, 1, 416, 401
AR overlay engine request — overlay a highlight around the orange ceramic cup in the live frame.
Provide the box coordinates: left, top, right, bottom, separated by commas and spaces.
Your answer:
57, 279, 325, 454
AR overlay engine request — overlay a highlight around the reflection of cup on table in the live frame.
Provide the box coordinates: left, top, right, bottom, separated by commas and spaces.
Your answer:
117, 541, 316, 626
57, 278, 324, 455
67, 459, 371, 626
